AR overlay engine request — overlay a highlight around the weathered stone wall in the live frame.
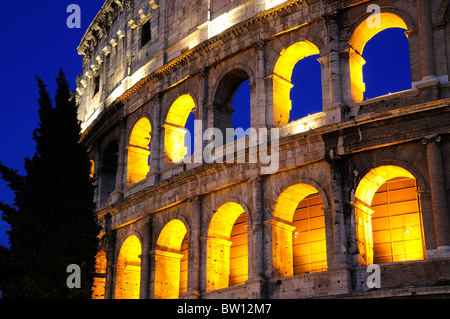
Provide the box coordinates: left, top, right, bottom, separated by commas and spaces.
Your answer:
80, 0, 450, 299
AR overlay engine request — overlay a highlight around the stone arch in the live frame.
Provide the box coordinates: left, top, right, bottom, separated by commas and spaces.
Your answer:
115, 234, 142, 299
164, 94, 197, 165
210, 63, 256, 143
270, 181, 329, 277
270, 37, 325, 127
346, 8, 414, 102
350, 160, 428, 203
154, 219, 189, 299
126, 116, 152, 186
206, 202, 249, 291
353, 164, 426, 266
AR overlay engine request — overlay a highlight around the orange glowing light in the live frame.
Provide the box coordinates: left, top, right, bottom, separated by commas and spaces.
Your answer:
206, 203, 248, 291
354, 166, 425, 265
272, 183, 327, 277
272, 40, 320, 126
115, 235, 142, 299
154, 219, 188, 299
348, 13, 408, 102
164, 94, 196, 164
127, 117, 151, 186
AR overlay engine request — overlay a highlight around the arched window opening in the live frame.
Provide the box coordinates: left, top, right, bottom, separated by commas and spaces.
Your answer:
154, 219, 188, 299
289, 54, 323, 121
272, 183, 328, 277
92, 250, 107, 299
99, 141, 118, 205
292, 192, 327, 275
206, 203, 248, 291
127, 118, 151, 186
362, 28, 412, 100
349, 12, 410, 103
230, 79, 251, 142
115, 235, 141, 299
354, 165, 426, 265
213, 70, 250, 144
272, 40, 321, 126
165, 94, 196, 165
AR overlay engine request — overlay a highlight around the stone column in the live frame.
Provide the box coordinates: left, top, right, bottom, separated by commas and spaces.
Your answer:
111, 121, 126, 202
251, 178, 265, 279
424, 135, 450, 252
417, 0, 436, 81
329, 158, 348, 267
139, 215, 153, 299
104, 214, 116, 299
254, 40, 267, 129
326, 13, 343, 104
149, 93, 162, 184
186, 196, 202, 298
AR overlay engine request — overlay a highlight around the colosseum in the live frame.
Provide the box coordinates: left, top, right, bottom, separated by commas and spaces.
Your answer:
76, 0, 450, 299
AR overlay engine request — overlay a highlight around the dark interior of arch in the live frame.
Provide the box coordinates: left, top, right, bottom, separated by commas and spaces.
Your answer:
100, 141, 118, 204
363, 28, 412, 100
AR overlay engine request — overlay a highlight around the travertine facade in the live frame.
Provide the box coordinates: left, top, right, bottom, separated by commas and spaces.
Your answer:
78, 0, 450, 299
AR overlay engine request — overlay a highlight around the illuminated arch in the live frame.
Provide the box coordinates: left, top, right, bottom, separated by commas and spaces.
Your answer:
206, 202, 248, 291
272, 40, 321, 126
354, 165, 426, 265
154, 219, 188, 299
127, 117, 151, 186
115, 235, 142, 299
271, 183, 327, 277
164, 94, 196, 164
348, 12, 409, 102
92, 250, 106, 299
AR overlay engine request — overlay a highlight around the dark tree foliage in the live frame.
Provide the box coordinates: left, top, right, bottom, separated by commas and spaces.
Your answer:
0, 70, 100, 299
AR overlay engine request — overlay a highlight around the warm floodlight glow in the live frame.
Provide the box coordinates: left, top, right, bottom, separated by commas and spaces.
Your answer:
127, 117, 151, 186
206, 203, 248, 291
354, 166, 425, 265
271, 184, 327, 277
292, 193, 327, 275
273, 41, 320, 126
348, 13, 408, 102
115, 235, 141, 299
154, 219, 188, 299
92, 250, 106, 299
165, 94, 196, 164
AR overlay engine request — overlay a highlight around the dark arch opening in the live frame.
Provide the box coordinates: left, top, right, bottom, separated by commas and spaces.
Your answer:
363, 28, 412, 100
99, 141, 118, 205
213, 69, 250, 144
289, 54, 323, 121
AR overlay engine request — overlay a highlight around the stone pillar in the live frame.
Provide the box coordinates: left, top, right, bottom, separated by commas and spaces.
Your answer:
263, 219, 296, 278
139, 215, 153, 299
246, 177, 266, 299
104, 215, 116, 299
111, 121, 126, 202
324, 12, 345, 123
186, 196, 202, 299
251, 178, 265, 280
150, 93, 162, 184
417, 0, 436, 81
424, 135, 450, 252
254, 40, 267, 129
329, 158, 348, 267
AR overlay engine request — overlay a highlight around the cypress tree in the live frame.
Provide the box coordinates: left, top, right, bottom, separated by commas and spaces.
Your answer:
0, 70, 100, 298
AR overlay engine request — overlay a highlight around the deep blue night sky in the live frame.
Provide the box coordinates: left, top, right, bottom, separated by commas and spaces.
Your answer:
0, 1, 411, 250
